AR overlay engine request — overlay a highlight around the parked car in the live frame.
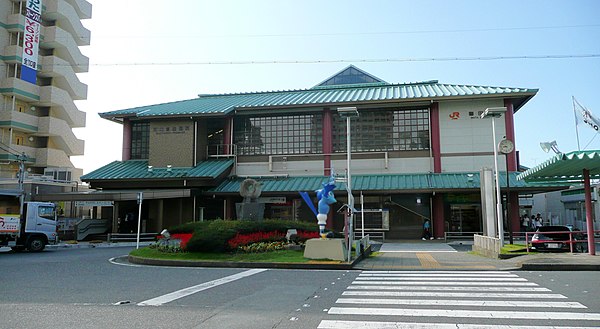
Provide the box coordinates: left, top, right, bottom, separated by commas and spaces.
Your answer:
530, 225, 588, 252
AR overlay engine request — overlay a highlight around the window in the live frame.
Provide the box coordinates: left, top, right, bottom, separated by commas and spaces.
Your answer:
38, 206, 56, 220
131, 122, 149, 159
333, 108, 429, 152
234, 114, 322, 155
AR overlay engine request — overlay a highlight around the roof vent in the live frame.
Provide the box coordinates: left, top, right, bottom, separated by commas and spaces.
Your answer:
147, 165, 153, 172
167, 165, 172, 172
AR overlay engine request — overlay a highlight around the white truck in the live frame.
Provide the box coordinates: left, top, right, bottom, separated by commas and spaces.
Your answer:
0, 202, 58, 252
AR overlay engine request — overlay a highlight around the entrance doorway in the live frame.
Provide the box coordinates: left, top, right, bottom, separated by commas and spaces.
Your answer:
448, 204, 482, 234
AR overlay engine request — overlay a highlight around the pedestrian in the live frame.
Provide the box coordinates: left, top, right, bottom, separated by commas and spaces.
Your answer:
533, 214, 543, 230
536, 213, 544, 226
422, 219, 433, 240
530, 215, 537, 230
522, 215, 530, 232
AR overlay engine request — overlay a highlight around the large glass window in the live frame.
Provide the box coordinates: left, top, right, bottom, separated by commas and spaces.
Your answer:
131, 122, 149, 159
234, 114, 322, 155
333, 108, 429, 152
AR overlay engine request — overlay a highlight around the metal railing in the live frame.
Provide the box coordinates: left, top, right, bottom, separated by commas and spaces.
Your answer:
354, 229, 385, 241
107, 233, 157, 243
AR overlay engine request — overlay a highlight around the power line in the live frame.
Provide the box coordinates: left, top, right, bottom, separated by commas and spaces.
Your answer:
90, 24, 600, 39
88, 54, 600, 66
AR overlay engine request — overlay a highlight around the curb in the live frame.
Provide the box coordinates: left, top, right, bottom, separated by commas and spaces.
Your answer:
47, 242, 153, 250
127, 245, 371, 270
128, 254, 358, 270
520, 263, 600, 271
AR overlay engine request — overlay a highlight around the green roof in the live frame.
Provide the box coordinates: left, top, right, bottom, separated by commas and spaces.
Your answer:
517, 150, 600, 183
100, 79, 537, 121
209, 172, 561, 194
81, 159, 234, 181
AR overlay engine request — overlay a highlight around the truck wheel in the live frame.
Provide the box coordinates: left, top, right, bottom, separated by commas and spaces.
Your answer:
27, 237, 46, 252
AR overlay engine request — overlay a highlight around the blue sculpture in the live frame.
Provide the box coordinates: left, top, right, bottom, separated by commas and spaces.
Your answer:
299, 174, 336, 238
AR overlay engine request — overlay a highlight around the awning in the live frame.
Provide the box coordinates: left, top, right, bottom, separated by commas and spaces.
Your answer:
34, 189, 191, 202
517, 150, 600, 255
517, 151, 600, 183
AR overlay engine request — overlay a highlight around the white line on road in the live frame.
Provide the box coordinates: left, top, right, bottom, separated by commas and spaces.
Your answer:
327, 307, 600, 320
348, 285, 551, 292
318, 320, 600, 329
364, 271, 510, 274
342, 291, 567, 299
137, 269, 268, 306
352, 280, 539, 286
355, 277, 527, 281
335, 298, 586, 308
359, 273, 519, 277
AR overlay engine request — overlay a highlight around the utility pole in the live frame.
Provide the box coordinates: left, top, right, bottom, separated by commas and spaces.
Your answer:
17, 153, 27, 217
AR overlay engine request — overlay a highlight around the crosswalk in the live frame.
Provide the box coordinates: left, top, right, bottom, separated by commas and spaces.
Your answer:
318, 270, 600, 328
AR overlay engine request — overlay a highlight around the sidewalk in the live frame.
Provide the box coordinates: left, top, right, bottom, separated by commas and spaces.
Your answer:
355, 240, 600, 271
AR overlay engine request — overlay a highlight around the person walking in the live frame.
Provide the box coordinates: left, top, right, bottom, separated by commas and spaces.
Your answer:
522, 215, 530, 232
422, 219, 433, 240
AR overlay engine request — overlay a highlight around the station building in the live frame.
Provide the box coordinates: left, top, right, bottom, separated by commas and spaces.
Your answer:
81, 66, 562, 239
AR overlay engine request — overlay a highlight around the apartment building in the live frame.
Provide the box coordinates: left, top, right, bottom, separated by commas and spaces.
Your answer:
82, 65, 565, 239
0, 0, 90, 213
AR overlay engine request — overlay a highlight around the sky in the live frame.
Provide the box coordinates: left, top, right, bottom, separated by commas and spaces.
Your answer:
72, 0, 600, 174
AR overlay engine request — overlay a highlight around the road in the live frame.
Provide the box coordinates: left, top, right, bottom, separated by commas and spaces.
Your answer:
1, 247, 600, 328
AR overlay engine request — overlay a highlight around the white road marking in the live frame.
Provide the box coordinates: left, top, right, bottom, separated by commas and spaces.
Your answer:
355, 277, 527, 281
359, 273, 519, 277
137, 269, 268, 306
348, 285, 551, 292
318, 320, 599, 329
327, 307, 600, 320
336, 298, 586, 308
342, 291, 567, 299
364, 271, 510, 274
352, 280, 538, 286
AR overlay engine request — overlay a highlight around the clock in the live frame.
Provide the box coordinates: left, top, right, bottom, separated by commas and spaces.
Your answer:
498, 139, 514, 154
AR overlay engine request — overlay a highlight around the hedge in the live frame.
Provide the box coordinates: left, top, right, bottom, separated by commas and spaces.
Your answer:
168, 219, 320, 253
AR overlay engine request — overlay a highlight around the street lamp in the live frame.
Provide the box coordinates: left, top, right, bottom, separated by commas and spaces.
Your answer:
481, 107, 507, 246
337, 106, 359, 262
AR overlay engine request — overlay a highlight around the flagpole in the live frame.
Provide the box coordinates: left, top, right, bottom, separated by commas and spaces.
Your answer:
573, 96, 582, 151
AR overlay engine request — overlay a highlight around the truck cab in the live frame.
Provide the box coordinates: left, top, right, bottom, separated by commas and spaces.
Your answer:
22, 202, 58, 251
0, 202, 58, 252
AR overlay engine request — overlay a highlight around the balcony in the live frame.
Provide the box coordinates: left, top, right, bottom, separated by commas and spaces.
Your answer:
11, 145, 37, 163
64, 0, 92, 20
35, 147, 74, 168
5, 13, 25, 32
0, 109, 39, 133
43, 0, 91, 46
37, 85, 86, 127
0, 77, 40, 102
41, 26, 89, 73
2, 45, 22, 63
39, 55, 88, 100
37, 116, 85, 155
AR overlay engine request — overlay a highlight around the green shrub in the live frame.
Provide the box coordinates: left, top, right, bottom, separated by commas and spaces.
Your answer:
177, 219, 319, 253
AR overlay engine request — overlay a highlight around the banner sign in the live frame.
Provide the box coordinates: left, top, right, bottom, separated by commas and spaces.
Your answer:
21, 0, 42, 84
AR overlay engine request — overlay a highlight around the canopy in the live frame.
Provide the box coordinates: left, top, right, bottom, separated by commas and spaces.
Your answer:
517, 150, 600, 255
517, 151, 600, 183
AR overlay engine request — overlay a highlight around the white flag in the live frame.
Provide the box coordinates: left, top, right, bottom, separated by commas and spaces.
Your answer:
574, 98, 600, 133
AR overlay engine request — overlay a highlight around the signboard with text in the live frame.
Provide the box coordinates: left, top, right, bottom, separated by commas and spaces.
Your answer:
21, 0, 42, 84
